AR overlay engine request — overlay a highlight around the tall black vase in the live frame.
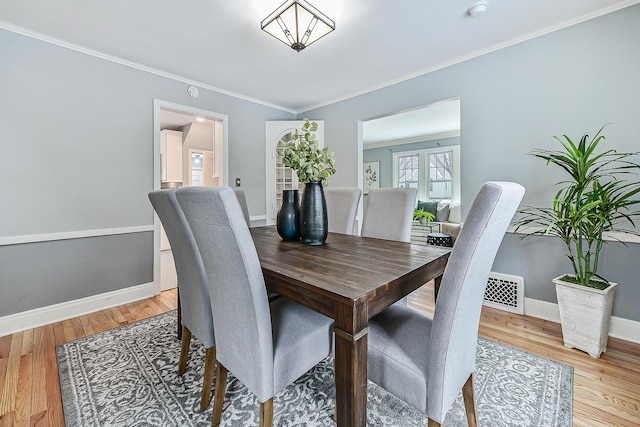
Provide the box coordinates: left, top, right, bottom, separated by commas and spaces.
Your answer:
300, 181, 328, 245
276, 190, 300, 241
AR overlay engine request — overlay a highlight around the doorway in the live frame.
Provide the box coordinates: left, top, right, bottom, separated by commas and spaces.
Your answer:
153, 99, 229, 294
358, 97, 461, 231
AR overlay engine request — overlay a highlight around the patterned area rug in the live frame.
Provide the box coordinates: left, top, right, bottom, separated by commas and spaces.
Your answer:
57, 311, 572, 426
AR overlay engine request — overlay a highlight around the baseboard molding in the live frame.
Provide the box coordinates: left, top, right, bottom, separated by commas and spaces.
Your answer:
0, 282, 156, 337
524, 297, 640, 344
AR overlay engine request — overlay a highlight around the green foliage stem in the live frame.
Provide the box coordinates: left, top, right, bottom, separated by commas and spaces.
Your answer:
279, 118, 336, 187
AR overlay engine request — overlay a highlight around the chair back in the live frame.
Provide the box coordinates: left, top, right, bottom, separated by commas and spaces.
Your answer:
176, 186, 275, 400
233, 188, 251, 226
427, 181, 524, 422
361, 187, 417, 242
324, 187, 362, 234
148, 189, 214, 348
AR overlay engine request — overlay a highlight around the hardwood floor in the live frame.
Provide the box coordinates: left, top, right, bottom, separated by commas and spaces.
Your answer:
1, 283, 638, 426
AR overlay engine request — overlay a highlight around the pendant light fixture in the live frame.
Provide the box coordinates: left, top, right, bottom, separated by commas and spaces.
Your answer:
261, 0, 335, 52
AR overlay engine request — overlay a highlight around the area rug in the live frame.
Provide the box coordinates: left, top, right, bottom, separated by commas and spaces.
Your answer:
57, 311, 572, 426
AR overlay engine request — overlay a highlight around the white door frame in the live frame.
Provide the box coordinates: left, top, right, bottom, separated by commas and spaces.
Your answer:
152, 99, 229, 295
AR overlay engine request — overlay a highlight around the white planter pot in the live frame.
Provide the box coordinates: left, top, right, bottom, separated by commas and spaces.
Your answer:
553, 275, 617, 358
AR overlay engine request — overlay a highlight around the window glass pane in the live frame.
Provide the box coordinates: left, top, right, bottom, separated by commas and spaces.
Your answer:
425, 150, 454, 201
397, 154, 419, 188
429, 182, 452, 200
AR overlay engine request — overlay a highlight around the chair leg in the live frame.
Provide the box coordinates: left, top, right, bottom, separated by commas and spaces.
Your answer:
200, 346, 217, 411
260, 398, 274, 427
177, 289, 182, 340
427, 419, 441, 427
178, 326, 192, 376
211, 362, 228, 427
462, 373, 478, 427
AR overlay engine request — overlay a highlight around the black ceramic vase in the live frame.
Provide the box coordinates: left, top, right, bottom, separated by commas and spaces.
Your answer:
300, 181, 328, 245
276, 190, 300, 241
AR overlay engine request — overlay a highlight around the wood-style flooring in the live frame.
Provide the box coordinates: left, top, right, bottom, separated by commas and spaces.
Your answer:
1, 283, 639, 426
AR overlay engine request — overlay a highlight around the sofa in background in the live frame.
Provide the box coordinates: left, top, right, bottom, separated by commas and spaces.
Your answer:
412, 200, 461, 245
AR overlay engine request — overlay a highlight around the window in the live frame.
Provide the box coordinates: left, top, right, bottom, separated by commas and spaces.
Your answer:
393, 146, 460, 203
397, 154, 419, 189
427, 151, 453, 201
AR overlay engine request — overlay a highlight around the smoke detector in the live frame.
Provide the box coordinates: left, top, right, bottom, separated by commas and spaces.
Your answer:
467, 1, 488, 18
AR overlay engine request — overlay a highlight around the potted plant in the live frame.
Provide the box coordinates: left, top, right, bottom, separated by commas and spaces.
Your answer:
413, 208, 435, 226
513, 126, 640, 357
280, 118, 336, 245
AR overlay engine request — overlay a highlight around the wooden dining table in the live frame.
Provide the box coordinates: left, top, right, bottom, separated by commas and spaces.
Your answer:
250, 226, 451, 427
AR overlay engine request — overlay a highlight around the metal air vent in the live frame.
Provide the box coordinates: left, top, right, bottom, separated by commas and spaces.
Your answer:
483, 272, 525, 314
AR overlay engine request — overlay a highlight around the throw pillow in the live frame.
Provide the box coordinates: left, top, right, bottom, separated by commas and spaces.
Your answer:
436, 201, 450, 222
417, 200, 438, 217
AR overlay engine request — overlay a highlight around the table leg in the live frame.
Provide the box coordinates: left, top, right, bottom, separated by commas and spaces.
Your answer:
434, 275, 443, 301
333, 303, 369, 427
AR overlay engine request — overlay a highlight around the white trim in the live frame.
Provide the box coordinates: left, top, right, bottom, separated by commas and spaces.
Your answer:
0, 282, 156, 337
609, 316, 640, 344
0, 21, 296, 115
4, 2, 638, 116
250, 214, 267, 222
364, 130, 460, 150
0, 225, 154, 246
507, 226, 640, 244
524, 297, 640, 345
392, 145, 461, 203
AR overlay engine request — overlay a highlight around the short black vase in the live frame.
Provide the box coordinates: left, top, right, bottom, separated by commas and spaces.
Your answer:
300, 181, 328, 245
276, 190, 300, 241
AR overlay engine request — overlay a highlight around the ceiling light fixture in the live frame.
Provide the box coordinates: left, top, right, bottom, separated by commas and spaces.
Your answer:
261, 0, 335, 52
467, 1, 488, 18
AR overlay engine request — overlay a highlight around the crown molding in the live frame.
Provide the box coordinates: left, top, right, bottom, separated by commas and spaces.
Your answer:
364, 130, 460, 150
0, 21, 296, 115
297, 0, 640, 113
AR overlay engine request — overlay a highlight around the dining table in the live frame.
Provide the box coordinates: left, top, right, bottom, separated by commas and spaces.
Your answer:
250, 226, 452, 427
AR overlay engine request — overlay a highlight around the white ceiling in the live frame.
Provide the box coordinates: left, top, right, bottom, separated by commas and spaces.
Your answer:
160, 109, 214, 131
1, 0, 636, 115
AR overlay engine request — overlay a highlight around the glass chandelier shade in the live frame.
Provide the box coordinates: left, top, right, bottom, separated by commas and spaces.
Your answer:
261, 0, 335, 51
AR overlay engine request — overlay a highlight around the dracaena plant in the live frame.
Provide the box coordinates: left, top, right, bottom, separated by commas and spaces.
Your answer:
280, 118, 336, 186
513, 126, 640, 289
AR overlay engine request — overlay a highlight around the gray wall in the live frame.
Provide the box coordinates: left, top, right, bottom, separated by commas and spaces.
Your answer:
301, 5, 640, 321
363, 137, 460, 188
2, 6, 639, 322
0, 28, 294, 316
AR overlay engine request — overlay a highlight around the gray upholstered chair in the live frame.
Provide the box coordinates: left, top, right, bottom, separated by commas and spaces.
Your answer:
175, 186, 333, 427
324, 187, 362, 235
366, 181, 525, 427
148, 189, 216, 412
361, 187, 418, 242
360, 187, 418, 305
233, 188, 251, 226
232, 187, 280, 301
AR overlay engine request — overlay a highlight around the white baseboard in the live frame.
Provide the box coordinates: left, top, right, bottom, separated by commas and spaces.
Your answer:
0, 282, 157, 337
524, 297, 640, 345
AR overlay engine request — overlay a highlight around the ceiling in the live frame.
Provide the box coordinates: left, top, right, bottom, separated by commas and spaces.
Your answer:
362, 98, 460, 148
160, 109, 215, 131
1, 0, 636, 114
